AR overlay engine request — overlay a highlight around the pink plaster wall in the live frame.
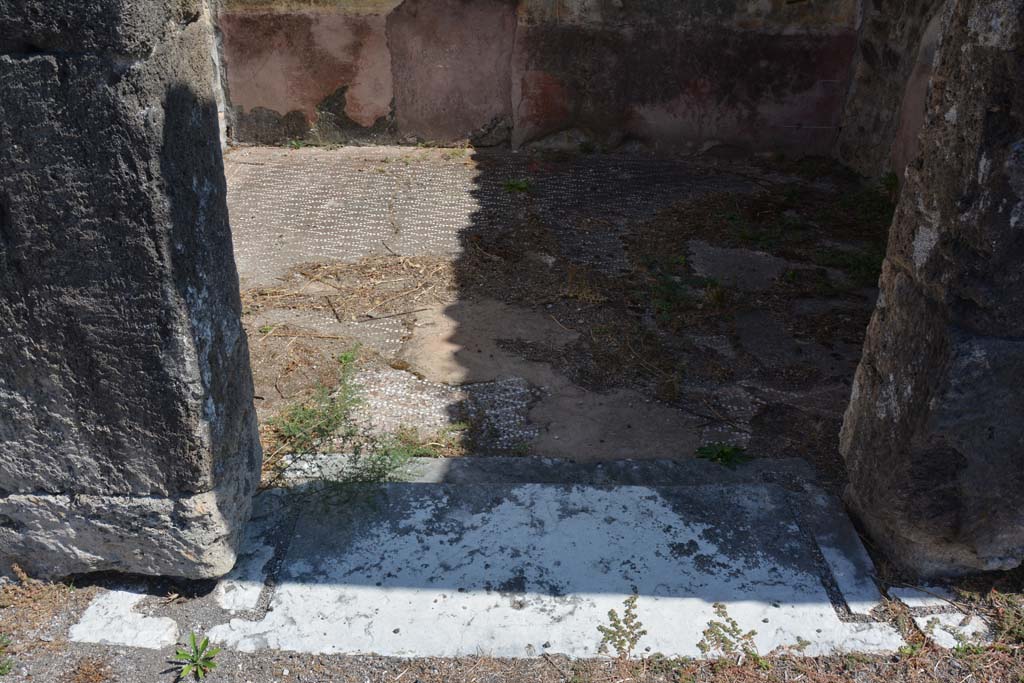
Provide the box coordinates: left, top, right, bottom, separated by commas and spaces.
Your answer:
220, 11, 392, 125
217, 0, 861, 153
387, 0, 516, 142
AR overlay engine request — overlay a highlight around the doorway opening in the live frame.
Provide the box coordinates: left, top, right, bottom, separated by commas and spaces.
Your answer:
229, 146, 894, 495
215, 0, 894, 495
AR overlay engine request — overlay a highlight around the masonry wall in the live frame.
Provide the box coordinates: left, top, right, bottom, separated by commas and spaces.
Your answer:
216, 0, 860, 154
836, 0, 949, 177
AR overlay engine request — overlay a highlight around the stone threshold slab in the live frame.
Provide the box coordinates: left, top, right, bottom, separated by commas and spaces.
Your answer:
204, 482, 902, 658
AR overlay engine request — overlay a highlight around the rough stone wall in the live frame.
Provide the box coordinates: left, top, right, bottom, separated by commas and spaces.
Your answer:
216, 0, 859, 153
0, 0, 261, 578
836, 0, 948, 177
840, 0, 1024, 578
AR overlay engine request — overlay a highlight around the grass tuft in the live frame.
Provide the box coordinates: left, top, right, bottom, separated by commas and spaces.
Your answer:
503, 178, 533, 194
695, 443, 750, 469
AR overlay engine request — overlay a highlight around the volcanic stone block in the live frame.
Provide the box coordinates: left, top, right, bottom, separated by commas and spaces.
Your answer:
0, 0, 198, 56
0, 3, 261, 578
836, 0, 947, 176
841, 0, 1024, 577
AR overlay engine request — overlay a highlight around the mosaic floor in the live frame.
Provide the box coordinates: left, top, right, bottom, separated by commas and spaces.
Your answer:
225, 146, 748, 288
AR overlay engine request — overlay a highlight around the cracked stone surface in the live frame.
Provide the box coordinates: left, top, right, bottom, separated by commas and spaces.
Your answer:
213, 488, 291, 613
913, 613, 991, 649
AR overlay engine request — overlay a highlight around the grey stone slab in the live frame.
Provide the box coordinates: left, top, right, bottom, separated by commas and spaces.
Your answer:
889, 585, 958, 610
208, 483, 903, 658
406, 456, 817, 486
687, 241, 793, 291
213, 489, 293, 613
797, 484, 885, 617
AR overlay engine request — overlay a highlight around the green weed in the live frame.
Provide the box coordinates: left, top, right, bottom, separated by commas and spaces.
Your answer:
267, 352, 361, 456
811, 248, 884, 289
0, 634, 12, 676
651, 275, 693, 319
597, 593, 648, 659
695, 443, 750, 469
898, 641, 925, 658
698, 603, 765, 668
380, 423, 468, 459
173, 632, 220, 680
991, 590, 1024, 645
442, 146, 469, 160
504, 178, 533, 194
704, 283, 730, 309
265, 349, 466, 487
329, 440, 415, 486
952, 640, 988, 657
511, 441, 531, 456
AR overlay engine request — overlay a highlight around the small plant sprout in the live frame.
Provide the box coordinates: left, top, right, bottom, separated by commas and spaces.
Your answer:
0, 634, 12, 675
703, 282, 729, 309
173, 632, 221, 680
267, 351, 362, 456
698, 602, 767, 669
695, 443, 750, 469
597, 593, 648, 659
503, 178, 533, 194
897, 641, 925, 658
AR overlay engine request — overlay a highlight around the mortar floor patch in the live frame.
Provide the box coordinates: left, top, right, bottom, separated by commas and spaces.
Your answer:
69, 589, 179, 650
913, 613, 991, 649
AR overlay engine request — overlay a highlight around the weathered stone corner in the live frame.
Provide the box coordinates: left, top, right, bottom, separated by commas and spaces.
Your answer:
841, 0, 1024, 578
0, 1, 261, 579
